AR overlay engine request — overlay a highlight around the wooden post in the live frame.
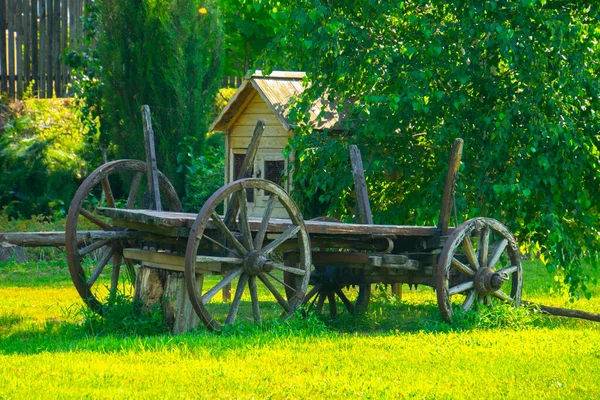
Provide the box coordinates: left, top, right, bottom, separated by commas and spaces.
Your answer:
437, 138, 464, 236
221, 119, 265, 301
0, 0, 6, 94
349, 145, 373, 225
141, 105, 162, 211
349, 145, 401, 298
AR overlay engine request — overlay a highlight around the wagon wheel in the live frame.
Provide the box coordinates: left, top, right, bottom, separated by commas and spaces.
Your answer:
184, 178, 311, 331
65, 159, 182, 314
301, 266, 371, 319
436, 217, 523, 322
281, 216, 370, 319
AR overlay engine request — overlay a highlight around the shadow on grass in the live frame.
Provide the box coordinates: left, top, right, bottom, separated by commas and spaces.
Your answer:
0, 293, 583, 357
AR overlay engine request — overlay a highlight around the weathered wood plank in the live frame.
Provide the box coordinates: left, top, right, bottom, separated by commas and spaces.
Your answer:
24, 0, 30, 93
46, 0, 53, 97
224, 119, 265, 226
31, 0, 38, 94
123, 248, 236, 273
0, 230, 145, 247
7, 0, 15, 98
243, 101, 271, 114
235, 113, 281, 127
0, 0, 7, 93
230, 136, 290, 150
142, 105, 162, 211
349, 145, 373, 225
97, 207, 442, 237
230, 125, 290, 138
15, 0, 23, 97
39, 0, 46, 97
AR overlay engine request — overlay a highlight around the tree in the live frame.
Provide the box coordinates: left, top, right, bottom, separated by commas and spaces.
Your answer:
96, 0, 222, 197
267, 0, 600, 297
220, 0, 281, 77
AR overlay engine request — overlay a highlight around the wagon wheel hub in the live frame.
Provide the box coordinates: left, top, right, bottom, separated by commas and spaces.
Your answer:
473, 267, 506, 295
243, 250, 273, 275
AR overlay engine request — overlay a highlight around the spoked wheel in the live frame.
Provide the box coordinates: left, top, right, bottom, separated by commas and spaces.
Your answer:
301, 266, 371, 319
65, 159, 182, 313
436, 217, 523, 322
184, 178, 311, 331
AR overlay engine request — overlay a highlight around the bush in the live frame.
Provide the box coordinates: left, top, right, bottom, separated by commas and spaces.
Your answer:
0, 96, 88, 218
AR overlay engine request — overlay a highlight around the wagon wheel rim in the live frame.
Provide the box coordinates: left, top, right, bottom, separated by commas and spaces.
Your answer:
65, 159, 182, 314
436, 217, 523, 323
184, 178, 311, 331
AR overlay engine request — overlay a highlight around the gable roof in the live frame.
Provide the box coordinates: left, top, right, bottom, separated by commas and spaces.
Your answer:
210, 71, 345, 132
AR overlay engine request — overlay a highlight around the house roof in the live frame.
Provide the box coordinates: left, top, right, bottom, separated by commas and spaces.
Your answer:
210, 71, 346, 132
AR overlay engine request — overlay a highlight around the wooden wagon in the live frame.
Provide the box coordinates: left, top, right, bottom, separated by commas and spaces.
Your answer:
61, 127, 523, 331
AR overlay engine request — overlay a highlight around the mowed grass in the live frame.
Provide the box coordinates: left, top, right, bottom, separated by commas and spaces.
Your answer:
1, 256, 599, 399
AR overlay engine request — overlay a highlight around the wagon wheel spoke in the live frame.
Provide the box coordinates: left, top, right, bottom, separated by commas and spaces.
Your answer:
451, 257, 475, 277
78, 239, 111, 257
488, 239, 508, 269
237, 189, 254, 250
87, 247, 114, 287
462, 290, 477, 311
496, 265, 518, 276
315, 292, 326, 314
492, 289, 513, 303
253, 194, 276, 250
258, 273, 292, 313
304, 283, 322, 304
210, 212, 247, 256
478, 227, 490, 268
201, 267, 243, 305
126, 172, 143, 209
462, 236, 480, 270
261, 225, 301, 255
80, 208, 113, 231
225, 273, 249, 325
267, 261, 306, 276
327, 292, 337, 319
267, 271, 300, 295
249, 276, 261, 323
101, 177, 116, 208
335, 288, 355, 313
448, 281, 474, 296
109, 253, 123, 298
202, 232, 239, 255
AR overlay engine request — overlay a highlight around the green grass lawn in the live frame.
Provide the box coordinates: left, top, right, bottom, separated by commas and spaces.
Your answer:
1, 256, 599, 399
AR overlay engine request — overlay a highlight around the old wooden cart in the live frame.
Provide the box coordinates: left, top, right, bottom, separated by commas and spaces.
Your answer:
62, 138, 523, 331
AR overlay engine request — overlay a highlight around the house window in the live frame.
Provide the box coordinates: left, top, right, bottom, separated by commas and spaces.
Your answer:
264, 160, 285, 187
233, 153, 254, 202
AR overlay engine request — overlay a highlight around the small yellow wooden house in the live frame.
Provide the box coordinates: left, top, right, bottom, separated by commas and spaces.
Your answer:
210, 71, 343, 218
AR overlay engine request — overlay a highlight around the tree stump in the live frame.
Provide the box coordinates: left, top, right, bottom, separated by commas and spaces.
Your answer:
134, 266, 202, 334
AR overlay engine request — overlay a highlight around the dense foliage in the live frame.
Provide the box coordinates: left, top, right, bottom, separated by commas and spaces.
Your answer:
220, 0, 280, 77
88, 0, 223, 197
0, 97, 87, 218
265, 0, 600, 296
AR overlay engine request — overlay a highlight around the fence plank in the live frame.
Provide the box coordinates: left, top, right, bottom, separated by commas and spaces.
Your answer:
31, 0, 38, 94
46, 0, 53, 97
16, 0, 23, 97
61, 0, 67, 96
24, 0, 30, 92
39, 0, 46, 97
0, 0, 6, 94
7, 0, 14, 98
53, 0, 59, 96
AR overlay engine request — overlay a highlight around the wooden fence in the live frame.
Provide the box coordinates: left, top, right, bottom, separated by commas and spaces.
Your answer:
1, 0, 244, 100
1, 0, 90, 99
